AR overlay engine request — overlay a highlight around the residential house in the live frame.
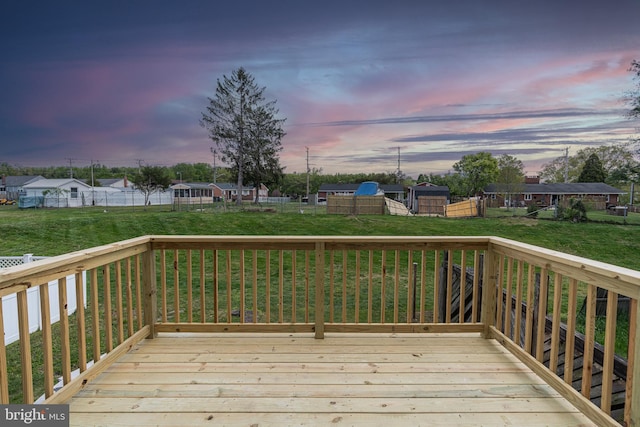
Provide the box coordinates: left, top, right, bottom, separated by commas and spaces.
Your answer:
407, 183, 450, 215
210, 183, 266, 202
318, 183, 405, 201
171, 182, 215, 205
484, 176, 625, 209
97, 177, 130, 189
21, 178, 96, 208
0, 175, 45, 200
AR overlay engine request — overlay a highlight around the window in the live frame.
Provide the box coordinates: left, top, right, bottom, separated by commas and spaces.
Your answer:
70, 187, 78, 199
524, 194, 532, 201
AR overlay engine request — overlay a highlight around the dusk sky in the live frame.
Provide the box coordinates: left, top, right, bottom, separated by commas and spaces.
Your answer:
1, 1, 639, 178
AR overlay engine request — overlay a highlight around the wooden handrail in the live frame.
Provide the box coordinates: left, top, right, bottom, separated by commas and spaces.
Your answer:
0, 234, 638, 426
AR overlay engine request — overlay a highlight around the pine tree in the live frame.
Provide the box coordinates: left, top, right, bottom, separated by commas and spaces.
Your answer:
201, 68, 285, 205
578, 153, 606, 182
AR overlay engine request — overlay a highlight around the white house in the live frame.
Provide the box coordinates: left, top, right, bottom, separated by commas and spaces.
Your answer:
22, 178, 97, 207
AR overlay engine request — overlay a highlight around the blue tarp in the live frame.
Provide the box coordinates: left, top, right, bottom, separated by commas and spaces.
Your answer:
354, 181, 382, 196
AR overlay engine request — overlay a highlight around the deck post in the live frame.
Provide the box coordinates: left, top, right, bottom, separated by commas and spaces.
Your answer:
142, 244, 158, 339
629, 298, 640, 426
480, 242, 499, 339
315, 242, 325, 339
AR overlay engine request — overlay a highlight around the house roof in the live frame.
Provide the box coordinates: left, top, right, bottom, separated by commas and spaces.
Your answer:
411, 185, 449, 192
97, 178, 122, 186
170, 182, 212, 190
211, 182, 255, 191
484, 182, 625, 195
22, 178, 92, 189
3, 175, 45, 187
319, 183, 404, 193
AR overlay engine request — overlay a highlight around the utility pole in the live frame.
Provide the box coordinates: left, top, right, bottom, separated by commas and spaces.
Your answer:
210, 147, 217, 183
564, 147, 569, 183
306, 147, 310, 200
66, 158, 74, 179
90, 159, 95, 206
396, 147, 401, 184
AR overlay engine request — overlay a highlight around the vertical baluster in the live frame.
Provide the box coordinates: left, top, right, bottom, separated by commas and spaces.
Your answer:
445, 250, 453, 323
115, 261, 124, 344
471, 251, 480, 323
535, 269, 548, 363
329, 251, 335, 323
420, 251, 427, 323
495, 256, 505, 332
39, 283, 54, 398
265, 250, 271, 324
368, 250, 373, 324
504, 258, 513, 338
564, 279, 578, 384
524, 264, 535, 354
186, 249, 193, 323
278, 250, 284, 323
91, 269, 101, 363
514, 260, 524, 345
305, 251, 310, 324
239, 250, 245, 323
126, 258, 134, 336
549, 273, 563, 374
601, 289, 618, 414
459, 251, 466, 324
135, 255, 143, 330
199, 250, 205, 323
581, 284, 597, 398
160, 250, 167, 323
433, 251, 440, 323
173, 250, 180, 324
102, 266, 112, 353
58, 277, 71, 386
0, 299, 8, 403
291, 250, 296, 323
213, 250, 219, 323
407, 251, 413, 324
342, 250, 348, 323
254, 250, 259, 324
314, 242, 325, 339
394, 250, 400, 323
355, 251, 361, 324
226, 251, 232, 324
17, 289, 33, 403
380, 250, 386, 323
75, 271, 87, 370
625, 298, 638, 426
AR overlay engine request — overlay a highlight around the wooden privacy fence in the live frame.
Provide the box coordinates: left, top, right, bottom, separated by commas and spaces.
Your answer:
0, 235, 639, 426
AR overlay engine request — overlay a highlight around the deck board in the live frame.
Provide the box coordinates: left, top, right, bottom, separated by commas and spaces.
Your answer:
67, 332, 598, 426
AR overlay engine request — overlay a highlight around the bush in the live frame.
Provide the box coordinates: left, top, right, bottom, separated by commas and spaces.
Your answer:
562, 199, 587, 222
526, 204, 539, 218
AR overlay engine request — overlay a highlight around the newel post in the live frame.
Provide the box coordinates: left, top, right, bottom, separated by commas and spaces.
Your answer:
480, 242, 500, 339
314, 242, 325, 339
142, 244, 158, 339
628, 298, 640, 426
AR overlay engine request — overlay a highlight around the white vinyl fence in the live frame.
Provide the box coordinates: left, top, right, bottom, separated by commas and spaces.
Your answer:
1, 254, 87, 345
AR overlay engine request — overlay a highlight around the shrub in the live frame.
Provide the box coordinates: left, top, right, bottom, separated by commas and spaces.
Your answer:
526, 204, 539, 218
562, 199, 587, 222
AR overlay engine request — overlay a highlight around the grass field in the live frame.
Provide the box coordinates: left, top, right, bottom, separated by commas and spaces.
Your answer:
1, 203, 638, 270
1, 202, 639, 403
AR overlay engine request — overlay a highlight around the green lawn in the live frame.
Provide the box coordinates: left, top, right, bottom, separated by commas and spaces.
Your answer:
1, 203, 639, 403
1, 203, 638, 270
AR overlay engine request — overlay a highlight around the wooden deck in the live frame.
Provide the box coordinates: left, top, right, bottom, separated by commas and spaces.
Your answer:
67, 332, 597, 426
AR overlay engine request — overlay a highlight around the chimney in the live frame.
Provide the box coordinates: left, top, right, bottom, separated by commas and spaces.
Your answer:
124, 175, 128, 188
525, 175, 540, 184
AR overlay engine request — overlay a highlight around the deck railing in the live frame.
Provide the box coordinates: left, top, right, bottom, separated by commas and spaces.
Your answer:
0, 235, 638, 426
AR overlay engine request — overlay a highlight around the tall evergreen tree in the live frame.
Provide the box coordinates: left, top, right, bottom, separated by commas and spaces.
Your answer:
578, 153, 606, 182
201, 68, 285, 205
